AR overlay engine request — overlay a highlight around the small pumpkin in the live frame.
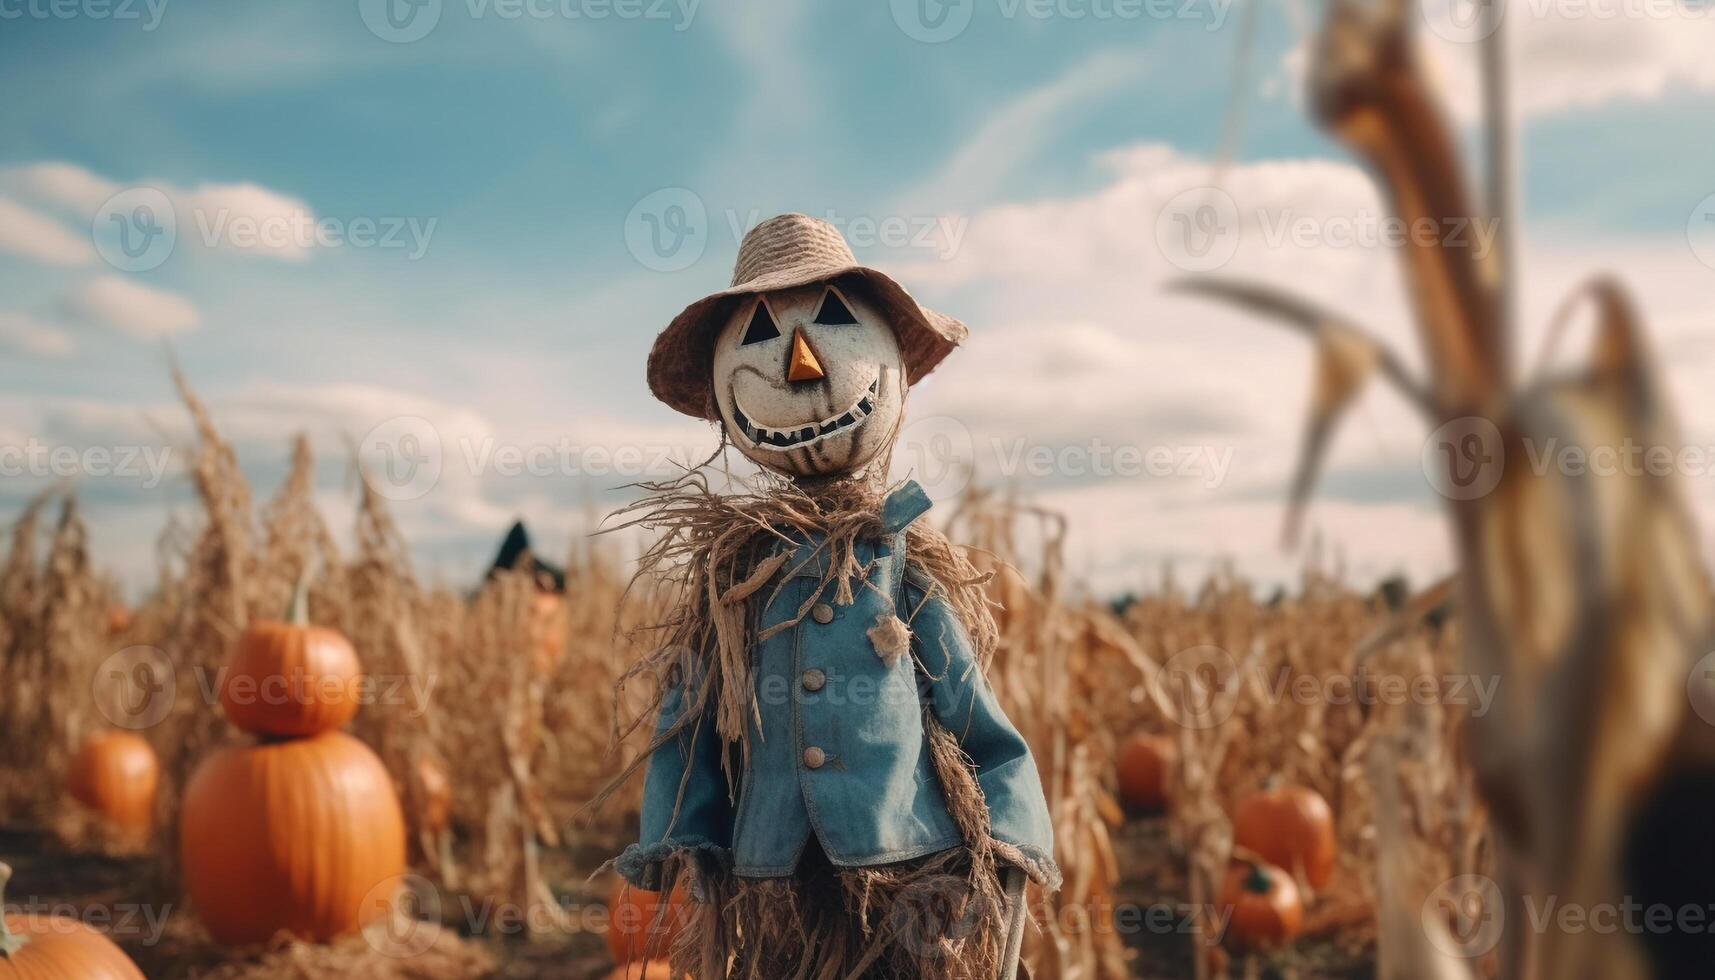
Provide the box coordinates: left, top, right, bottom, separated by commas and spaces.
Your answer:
0, 861, 146, 979
606, 879, 692, 966
1219, 861, 1303, 948
220, 577, 362, 738
180, 731, 406, 945
1115, 733, 1175, 814
67, 731, 158, 835
1232, 781, 1337, 888
105, 603, 133, 636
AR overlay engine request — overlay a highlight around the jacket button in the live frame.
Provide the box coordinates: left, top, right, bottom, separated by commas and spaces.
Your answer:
802, 669, 826, 692
803, 746, 826, 769
811, 603, 835, 624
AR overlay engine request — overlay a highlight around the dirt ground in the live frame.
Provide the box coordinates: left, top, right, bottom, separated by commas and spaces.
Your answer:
0, 821, 1375, 978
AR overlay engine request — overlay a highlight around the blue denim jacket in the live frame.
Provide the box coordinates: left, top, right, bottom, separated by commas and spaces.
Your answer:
616, 481, 1058, 888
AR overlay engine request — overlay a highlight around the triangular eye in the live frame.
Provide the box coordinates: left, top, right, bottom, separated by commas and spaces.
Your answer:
740, 299, 780, 346
813, 288, 859, 325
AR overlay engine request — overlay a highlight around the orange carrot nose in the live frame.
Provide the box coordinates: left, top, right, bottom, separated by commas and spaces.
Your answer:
787, 328, 826, 383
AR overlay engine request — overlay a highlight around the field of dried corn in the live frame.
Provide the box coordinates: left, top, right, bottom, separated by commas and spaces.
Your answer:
0, 376, 1489, 979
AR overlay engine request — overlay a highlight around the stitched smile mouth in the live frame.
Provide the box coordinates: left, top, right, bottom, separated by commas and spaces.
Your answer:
733, 377, 880, 451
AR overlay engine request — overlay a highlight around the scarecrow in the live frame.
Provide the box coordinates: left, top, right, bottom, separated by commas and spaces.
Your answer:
606, 213, 1058, 979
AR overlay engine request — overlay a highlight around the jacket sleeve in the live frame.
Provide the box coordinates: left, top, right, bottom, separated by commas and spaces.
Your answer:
613, 665, 733, 889
909, 581, 1062, 890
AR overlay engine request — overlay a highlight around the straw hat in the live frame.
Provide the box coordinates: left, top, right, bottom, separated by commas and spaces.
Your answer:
647, 213, 968, 420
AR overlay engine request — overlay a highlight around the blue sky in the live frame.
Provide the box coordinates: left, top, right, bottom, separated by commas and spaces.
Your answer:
4, 0, 1715, 594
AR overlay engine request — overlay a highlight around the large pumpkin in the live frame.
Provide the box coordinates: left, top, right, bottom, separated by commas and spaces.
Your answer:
1115, 733, 1175, 814
180, 731, 406, 945
67, 731, 158, 835
220, 581, 362, 738
0, 862, 145, 979
1219, 861, 1303, 948
1232, 782, 1337, 888
607, 880, 692, 966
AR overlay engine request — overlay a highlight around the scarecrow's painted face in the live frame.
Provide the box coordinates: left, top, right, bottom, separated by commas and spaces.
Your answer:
712, 281, 905, 478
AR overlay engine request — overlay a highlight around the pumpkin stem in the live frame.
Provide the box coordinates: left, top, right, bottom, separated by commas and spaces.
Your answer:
1244, 861, 1273, 895
0, 862, 28, 958
285, 566, 312, 625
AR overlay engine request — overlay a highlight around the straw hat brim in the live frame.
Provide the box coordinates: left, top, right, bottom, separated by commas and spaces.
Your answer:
647, 263, 967, 421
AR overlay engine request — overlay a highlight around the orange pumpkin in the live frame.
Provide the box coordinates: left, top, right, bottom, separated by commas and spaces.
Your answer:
530, 591, 570, 677
220, 580, 362, 738
1219, 861, 1303, 948
180, 731, 406, 945
607, 880, 692, 966
0, 862, 145, 979
1116, 733, 1175, 814
1232, 781, 1336, 888
67, 731, 158, 835
105, 603, 133, 636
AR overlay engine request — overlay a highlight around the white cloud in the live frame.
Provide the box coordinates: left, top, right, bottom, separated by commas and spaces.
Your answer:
0, 312, 75, 358
63, 276, 201, 339
0, 195, 95, 266
2, 162, 320, 263
881, 140, 1715, 593
1281, 2, 1715, 123
7, 161, 122, 215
